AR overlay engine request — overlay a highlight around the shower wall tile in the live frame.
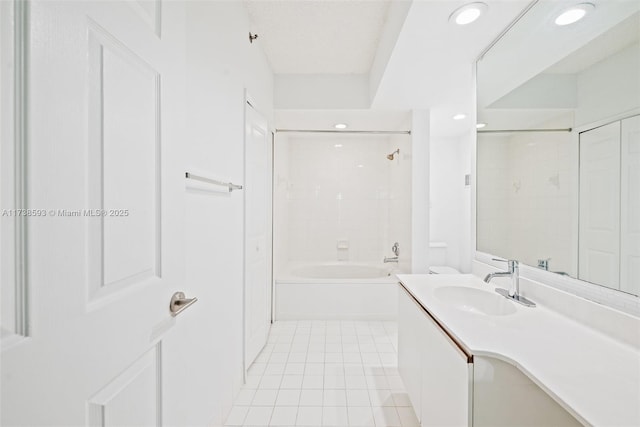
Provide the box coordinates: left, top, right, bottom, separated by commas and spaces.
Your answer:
276, 135, 411, 264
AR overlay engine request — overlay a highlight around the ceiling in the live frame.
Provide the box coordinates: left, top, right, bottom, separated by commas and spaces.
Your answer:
245, 0, 391, 74
246, 0, 532, 138
371, 0, 531, 138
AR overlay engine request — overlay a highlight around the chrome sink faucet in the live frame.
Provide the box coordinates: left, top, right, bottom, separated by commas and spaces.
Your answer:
484, 259, 536, 307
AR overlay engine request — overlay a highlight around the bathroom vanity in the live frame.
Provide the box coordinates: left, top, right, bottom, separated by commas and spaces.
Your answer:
397, 274, 640, 427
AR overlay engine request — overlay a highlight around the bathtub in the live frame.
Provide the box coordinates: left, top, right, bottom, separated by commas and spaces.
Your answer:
275, 263, 399, 320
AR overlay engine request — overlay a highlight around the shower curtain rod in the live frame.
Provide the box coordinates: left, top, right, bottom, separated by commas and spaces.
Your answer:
275, 129, 411, 135
477, 128, 572, 134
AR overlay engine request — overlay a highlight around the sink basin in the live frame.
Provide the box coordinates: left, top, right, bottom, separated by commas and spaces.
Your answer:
434, 286, 517, 316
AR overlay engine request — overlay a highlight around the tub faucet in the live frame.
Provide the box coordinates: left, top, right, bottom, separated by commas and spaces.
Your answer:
385, 242, 399, 263
484, 259, 536, 307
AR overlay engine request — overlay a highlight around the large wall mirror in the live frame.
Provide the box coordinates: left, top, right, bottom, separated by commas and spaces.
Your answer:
476, 1, 640, 298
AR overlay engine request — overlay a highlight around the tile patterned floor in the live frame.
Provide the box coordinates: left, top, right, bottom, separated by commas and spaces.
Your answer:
224, 321, 419, 427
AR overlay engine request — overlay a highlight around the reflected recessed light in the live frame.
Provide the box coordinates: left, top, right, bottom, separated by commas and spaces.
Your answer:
476, 123, 487, 129
334, 144, 343, 148
357, 164, 364, 168
449, 2, 488, 26
555, 3, 594, 26
334, 123, 348, 129
453, 114, 467, 120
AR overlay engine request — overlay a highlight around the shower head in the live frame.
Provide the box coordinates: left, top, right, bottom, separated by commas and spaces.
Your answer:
387, 149, 400, 160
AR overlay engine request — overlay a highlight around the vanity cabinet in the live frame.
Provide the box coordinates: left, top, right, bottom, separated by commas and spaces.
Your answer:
398, 283, 580, 427
398, 285, 472, 426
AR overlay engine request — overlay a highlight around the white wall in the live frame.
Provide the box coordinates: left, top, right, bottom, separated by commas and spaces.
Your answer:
174, 2, 273, 425
388, 132, 413, 272
430, 132, 472, 272
412, 110, 430, 273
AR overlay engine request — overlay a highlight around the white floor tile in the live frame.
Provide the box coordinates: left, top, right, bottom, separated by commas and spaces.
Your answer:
344, 376, 367, 390
296, 407, 323, 426
324, 364, 344, 376
325, 343, 342, 353
288, 353, 307, 363
270, 353, 290, 364
299, 389, 324, 406
323, 375, 346, 390
281, 375, 304, 390
234, 389, 257, 406
347, 406, 375, 427
369, 390, 395, 407
361, 353, 381, 365
342, 344, 360, 353
305, 364, 324, 376
386, 376, 404, 391
322, 406, 348, 426
372, 407, 401, 427
265, 364, 287, 375
359, 343, 377, 353
248, 363, 267, 376
391, 393, 411, 407
323, 389, 347, 406
285, 363, 306, 375
325, 353, 343, 364
396, 407, 419, 427
306, 353, 325, 363
244, 406, 274, 426
344, 365, 365, 376
342, 352, 361, 363
270, 406, 298, 426
365, 376, 389, 390
302, 375, 324, 389
225, 406, 249, 426
276, 390, 301, 406
346, 389, 371, 407
245, 375, 262, 389
364, 366, 386, 376
253, 389, 279, 406
230, 322, 415, 427
260, 375, 283, 389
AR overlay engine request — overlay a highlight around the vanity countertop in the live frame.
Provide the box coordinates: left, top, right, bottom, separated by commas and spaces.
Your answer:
397, 274, 640, 427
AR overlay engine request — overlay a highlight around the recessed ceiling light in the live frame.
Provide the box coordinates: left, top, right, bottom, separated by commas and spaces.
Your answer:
453, 114, 467, 120
449, 2, 488, 26
555, 3, 594, 26
476, 123, 487, 129
357, 164, 364, 168
334, 123, 348, 129
334, 144, 343, 148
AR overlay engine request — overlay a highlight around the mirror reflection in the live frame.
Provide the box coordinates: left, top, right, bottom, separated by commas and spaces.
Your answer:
476, 2, 640, 296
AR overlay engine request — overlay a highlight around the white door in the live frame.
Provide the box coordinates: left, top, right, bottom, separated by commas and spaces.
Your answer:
620, 115, 640, 295
1, 1, 189, 425
244, 101, 271, 369
579, 122, 621, 289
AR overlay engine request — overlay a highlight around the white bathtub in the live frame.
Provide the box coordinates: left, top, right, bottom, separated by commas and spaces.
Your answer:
275, 263, 399, 320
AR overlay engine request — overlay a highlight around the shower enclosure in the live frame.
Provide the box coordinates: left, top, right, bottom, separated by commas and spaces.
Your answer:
272, 132, 412, 320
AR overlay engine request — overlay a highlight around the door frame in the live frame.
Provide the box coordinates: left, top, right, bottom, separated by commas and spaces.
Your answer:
242, 90, 273, 377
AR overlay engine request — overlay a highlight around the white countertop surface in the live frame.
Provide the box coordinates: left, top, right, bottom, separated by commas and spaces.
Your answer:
397, 274, 640, 427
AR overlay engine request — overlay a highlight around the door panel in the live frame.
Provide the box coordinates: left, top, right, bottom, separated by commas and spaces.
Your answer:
1, 1, 185, 425
578, 122, 621, 288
